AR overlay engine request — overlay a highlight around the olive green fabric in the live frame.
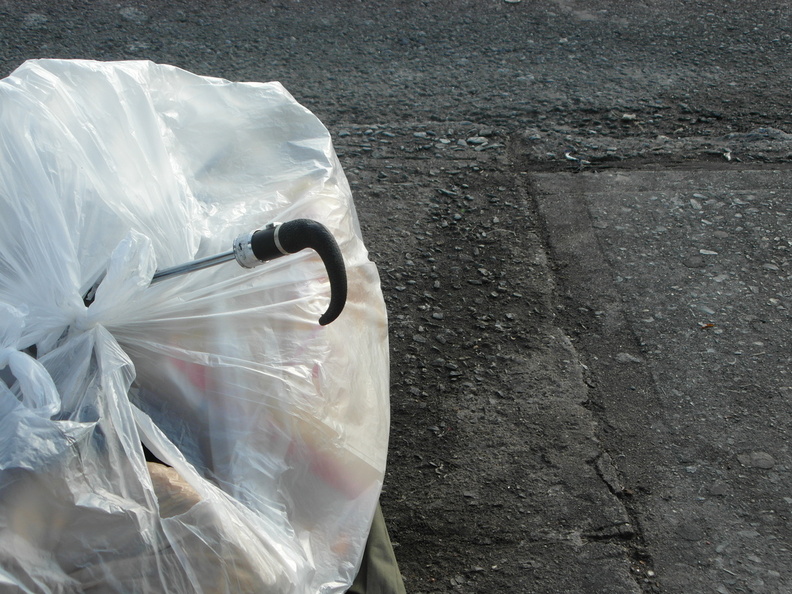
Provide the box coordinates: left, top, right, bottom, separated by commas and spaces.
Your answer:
348, 504, 406, 594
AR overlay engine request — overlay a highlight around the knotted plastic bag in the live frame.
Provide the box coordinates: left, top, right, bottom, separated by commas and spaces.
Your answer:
0, 59, 389, 593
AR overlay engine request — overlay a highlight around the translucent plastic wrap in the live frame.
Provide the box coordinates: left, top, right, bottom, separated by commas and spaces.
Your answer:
0, 59, 389, 593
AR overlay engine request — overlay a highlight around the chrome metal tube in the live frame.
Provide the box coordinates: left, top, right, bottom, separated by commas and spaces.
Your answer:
150, 250, 236, 284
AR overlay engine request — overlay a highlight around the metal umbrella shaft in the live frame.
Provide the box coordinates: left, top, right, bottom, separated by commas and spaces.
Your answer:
151, 251, 236, 284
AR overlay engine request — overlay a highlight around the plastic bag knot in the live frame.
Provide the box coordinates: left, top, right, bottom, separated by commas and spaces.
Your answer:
72, 306, 97, 333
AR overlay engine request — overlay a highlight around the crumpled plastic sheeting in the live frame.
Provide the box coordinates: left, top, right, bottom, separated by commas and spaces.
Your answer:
0, 59, 389, 593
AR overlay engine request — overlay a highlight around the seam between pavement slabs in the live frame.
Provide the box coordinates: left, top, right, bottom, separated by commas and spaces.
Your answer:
521, 162, 663, 592
343, 123, 651, 591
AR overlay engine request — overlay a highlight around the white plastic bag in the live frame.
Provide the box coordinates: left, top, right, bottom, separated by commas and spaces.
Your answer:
0, 59, 389, 593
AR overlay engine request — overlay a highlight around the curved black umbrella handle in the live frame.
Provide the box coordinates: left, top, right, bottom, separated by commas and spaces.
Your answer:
91, 219, 348, 325
236, 219, 348, 325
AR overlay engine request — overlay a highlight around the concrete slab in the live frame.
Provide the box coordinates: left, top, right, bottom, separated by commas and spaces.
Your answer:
534, 168, 792, 593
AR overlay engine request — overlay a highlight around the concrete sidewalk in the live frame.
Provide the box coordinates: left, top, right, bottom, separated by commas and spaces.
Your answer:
534, 167, 792, 593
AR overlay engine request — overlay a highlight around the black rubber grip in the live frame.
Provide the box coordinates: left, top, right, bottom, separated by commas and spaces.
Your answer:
249, 225, 282, 262
250, 219, 347, 325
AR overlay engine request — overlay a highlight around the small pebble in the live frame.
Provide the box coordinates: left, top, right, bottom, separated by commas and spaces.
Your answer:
615, 352, 643, 364
737, 451, 775, 469
710, 483, 727, 496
